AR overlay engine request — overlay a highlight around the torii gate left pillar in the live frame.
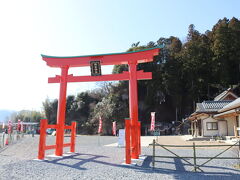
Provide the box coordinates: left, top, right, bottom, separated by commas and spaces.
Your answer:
40, 47, 160, 159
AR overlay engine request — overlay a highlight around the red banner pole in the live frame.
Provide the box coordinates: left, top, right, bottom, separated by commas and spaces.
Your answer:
70, 121, 77, 153
55, 66, 69, 156
125, 118, 131, 164
38, 119, 47, 160
128, 61, 139, 159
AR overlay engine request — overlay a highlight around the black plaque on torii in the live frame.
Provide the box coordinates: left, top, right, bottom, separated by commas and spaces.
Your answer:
90, 61, 102, 76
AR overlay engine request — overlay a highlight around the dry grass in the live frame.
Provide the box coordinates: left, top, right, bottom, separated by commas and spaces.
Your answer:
233, 164, 240, 169
155, 135, 232, 149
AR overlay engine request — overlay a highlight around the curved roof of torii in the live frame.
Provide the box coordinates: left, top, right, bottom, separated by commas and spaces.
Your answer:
41, 46, 161, 68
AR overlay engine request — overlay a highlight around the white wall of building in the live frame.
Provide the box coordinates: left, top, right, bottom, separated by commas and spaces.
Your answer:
225, 117, 235, 136
218, 120, 227, 136
202, 116, 235, 137
202, 117, 219, 137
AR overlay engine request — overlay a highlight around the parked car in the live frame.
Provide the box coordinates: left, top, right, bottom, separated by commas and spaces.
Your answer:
46, 128, 55, 135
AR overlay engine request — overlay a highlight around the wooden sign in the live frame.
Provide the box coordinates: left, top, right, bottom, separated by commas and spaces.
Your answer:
118, 129, 125, 147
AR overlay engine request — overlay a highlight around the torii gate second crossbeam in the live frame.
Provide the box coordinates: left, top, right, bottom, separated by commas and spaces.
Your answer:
38, 47, 160, 162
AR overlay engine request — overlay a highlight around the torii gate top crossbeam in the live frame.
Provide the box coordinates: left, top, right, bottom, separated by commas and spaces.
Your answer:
41, 47, 160, 67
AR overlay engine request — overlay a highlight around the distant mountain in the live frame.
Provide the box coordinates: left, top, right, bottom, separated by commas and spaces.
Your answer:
0, 110, 16, 122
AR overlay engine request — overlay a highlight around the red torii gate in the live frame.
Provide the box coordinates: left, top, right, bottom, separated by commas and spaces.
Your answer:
38, 47, 160, 162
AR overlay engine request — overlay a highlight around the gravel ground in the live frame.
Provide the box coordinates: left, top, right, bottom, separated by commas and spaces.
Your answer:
0, 135, 239, 180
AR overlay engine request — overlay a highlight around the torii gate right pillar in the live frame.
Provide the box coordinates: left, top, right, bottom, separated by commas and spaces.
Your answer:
128, 61, 139, 159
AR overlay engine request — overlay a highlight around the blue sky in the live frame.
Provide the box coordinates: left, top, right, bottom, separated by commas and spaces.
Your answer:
34, 0, 240, 55
0, 0, 239, 111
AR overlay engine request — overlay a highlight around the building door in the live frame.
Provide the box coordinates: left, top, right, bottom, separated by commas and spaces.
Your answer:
218, 121, 228, 136
197, 120, 202, 136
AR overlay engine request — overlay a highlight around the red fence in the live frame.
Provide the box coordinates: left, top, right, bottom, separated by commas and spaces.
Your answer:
38, 119, 76, 160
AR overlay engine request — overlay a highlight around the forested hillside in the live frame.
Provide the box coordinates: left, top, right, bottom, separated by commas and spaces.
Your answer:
42, 17, 240, 134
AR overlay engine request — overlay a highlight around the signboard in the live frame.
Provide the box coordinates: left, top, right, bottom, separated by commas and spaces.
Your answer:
90, 61, 102, 76
118, 129, 125, 147
153, 131, 160, 136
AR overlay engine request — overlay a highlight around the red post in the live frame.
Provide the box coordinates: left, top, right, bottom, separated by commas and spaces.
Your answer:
128, 61, 139, 159
138, 121, 141, 155
55, 66, 69, 156
70, 121, 77, 153
125, 118, 131, 164
38, 119, 47, 160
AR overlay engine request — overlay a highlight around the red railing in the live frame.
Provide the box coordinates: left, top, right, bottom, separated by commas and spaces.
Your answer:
38, 119, 77, 160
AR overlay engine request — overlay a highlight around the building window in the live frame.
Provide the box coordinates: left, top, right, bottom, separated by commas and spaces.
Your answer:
206, 122, 218, 130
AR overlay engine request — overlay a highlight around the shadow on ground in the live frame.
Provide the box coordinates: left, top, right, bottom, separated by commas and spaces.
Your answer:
41, 153, 240, 179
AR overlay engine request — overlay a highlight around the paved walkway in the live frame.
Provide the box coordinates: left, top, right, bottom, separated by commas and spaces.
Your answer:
104, 136, 156, 147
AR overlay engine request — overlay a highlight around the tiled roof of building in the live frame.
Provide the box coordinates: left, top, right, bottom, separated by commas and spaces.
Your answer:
214, 88, 238, 101
196, 100, 232, 113
218, 97, 240, 113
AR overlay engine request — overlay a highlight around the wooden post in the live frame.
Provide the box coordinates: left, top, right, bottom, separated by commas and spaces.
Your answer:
193, 142, 197, 172
238, 141, 240, 158
194, 121, 197, 137
234, 125, 237, 138
191, 121, 193, 136
238, 115, 240, 137
152, 139, 155, 169
196, 120, 199, 137
70, 121, 77, 153
38, 119, 47, 160
125, 118, 131, 164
